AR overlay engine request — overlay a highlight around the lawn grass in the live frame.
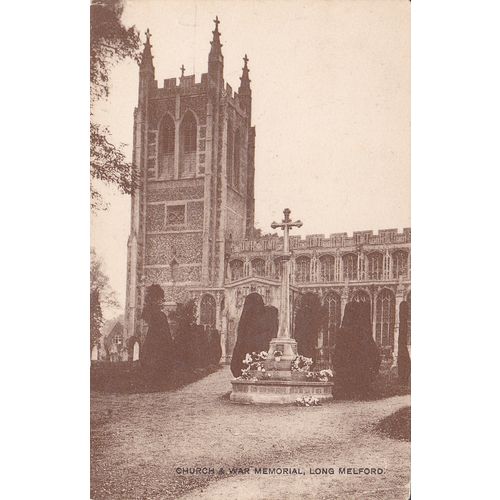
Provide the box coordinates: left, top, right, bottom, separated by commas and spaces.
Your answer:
374, 405, 411, 441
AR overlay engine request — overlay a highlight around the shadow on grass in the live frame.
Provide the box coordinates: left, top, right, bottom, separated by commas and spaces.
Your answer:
374, 406, 411, 441
332, 370, 410, 402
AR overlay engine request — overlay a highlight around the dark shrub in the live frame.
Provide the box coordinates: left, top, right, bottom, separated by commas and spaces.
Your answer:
332, 301, 381, 396
140, 285, 173, 382
208, 328, 222, 366
193, 325, 210, 368
230, 293, 266, 377
398, 301, 411, 385
260, 305, 279, 345
293, 293, 323, 361
170, 300, 197, 370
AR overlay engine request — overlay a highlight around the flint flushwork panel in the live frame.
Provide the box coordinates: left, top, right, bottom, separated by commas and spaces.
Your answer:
145, 233, 203, 266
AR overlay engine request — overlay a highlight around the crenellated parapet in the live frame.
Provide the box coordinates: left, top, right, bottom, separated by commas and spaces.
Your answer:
230, 228, 411, 254
149, 73, 209, 98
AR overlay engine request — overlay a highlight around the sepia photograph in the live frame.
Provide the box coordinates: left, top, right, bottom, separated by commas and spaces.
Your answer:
90, 1, 410, 498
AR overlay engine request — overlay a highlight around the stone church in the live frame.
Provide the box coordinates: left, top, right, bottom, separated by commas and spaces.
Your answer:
124, 19, 411, 367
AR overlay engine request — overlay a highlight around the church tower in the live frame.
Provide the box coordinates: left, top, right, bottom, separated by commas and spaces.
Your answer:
125, 19, 256, 340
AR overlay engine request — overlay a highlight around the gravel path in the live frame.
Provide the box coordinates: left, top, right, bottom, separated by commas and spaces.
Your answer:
91, 367, 410, 500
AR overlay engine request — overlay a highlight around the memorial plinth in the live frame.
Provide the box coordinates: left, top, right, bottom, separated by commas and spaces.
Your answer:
230, 379, 334, 405
230, 208, 334, 405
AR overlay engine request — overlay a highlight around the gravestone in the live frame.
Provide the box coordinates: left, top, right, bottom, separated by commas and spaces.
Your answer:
133, 341, 140, 361
91, 344, 98, 361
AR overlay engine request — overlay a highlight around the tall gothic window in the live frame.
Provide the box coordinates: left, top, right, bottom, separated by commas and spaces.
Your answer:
323, 292, 341, 348
295, 256, 311, 283
392, 250, 409, 279
251, 258, 266, 277
180, 111, 197, 178
200, 294, 216, 328
319, 255, 335, 282
233, 130, 241, 191
274, 257, 283, 280
342, 253, 358, 281
375, 289, 395, 347
367, 252, 383, 280
158, 114, 175, 179
230, 260, 244, 281
226, 119, 233, 186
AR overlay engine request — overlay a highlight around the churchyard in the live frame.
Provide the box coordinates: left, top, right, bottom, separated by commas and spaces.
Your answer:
91, 367, 410, 499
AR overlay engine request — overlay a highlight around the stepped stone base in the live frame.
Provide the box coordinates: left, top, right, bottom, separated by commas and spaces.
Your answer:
230, 379, 334, 405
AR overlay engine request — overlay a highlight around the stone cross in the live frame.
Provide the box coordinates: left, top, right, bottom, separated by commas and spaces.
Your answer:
271, 208, 302, 255
180, 64, 185, 77
271, 208, 302, 339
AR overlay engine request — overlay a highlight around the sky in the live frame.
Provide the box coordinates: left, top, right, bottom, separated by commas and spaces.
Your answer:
91, 0, 410, 318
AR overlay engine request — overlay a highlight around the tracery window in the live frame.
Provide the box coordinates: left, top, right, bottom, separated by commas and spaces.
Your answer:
367, 252, 384, 280
233, 130, 241, 191
251, 258, 266, 277
319, 255, 335, 282
181, 111, 197, 153
392, 250, 409, 279
375, 289, 396, 347
230, 260, 244, 281
179, 111, 197, 178
295, 256, 311, 283
342, 253, 358, 281
160, 114, 175, 154
158, 114, 175, 179
273, 257, 283, 280
323, 292, 341, 347
226, 119, 233, 186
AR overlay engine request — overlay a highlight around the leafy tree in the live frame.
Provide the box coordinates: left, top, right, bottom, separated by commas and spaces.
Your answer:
90, 0, 141, 210
90, 248, 119, 348
90, 289, 103, 349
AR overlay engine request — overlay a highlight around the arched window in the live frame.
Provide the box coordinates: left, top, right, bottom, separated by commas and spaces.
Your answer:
158, 114, 175, 179
182, 111, 197, 152
375, 289, 395, 347
342, 253, 358, 281
392, 250, 409, 279
200, 294, 216, 328
251, 258, 266, 277
319, 255, 335, 282
323, 292, 341, 348
180, 111, 197, 178
295, 256, 311, 283
230, 260, 244, 281
273, 257, 283, 280
226, 119, 233, 186
233, 130, 241, 191
367, 252, 383, 280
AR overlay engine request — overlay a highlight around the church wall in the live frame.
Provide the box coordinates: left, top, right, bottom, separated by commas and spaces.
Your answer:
145, 233, 203, 266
